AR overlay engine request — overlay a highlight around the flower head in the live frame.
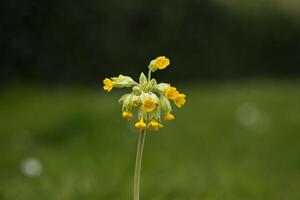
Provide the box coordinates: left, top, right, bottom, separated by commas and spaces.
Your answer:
103, 78, 113, 92
147, 120, 163, 131
102, 56, 186, 131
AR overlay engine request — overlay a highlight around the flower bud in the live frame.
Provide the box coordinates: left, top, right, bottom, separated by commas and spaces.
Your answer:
139, 72, 148, 85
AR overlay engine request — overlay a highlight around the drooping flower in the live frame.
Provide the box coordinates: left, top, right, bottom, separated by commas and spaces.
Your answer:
135, 119, 146, 130
147, 119, 163, 131
174, 94, 186, 108
164, 112, 175, 121
122, 111, 133, 120
103, 78, 113, 92
165, 87, 179, 100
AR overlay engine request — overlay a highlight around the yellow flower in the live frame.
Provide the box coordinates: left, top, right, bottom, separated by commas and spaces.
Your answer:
147, 119, 163, 131
143, 98, 156, 112
155, 56, 170, 70
103, 78, 113, 92
135, 119, 146, 130
164, 112, 175, 121
103, 57, 186, 131
174, 94, 186, 108
165, 87, 179, 100
122, 111, 133, 120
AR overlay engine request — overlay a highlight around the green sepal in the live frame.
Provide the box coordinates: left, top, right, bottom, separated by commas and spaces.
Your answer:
159, 95, 172, 113
148, 79, 157, 88
149, 107, 161, 121
139, 72, 147, 85
132, 86, 142, 95
119, 93, 133, 111
119, 93, 130, 103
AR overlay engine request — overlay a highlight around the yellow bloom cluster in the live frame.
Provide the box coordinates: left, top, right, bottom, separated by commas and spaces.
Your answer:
102, 56, 186, 132
165, 87, 186, 108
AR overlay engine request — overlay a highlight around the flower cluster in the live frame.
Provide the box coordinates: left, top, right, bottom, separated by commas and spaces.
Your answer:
103, 56, 186, 131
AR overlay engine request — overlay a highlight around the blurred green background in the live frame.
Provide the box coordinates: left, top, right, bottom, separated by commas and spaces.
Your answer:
1, 0, 300, 199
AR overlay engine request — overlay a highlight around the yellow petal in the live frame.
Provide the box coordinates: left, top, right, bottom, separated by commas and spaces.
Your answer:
135, 119, 146, 130
103, 78, 113, 92
174, 94, 186, 108
122, 111, 133, 120
164, 113, 175, 121
165, 87, 179, 100
147, 120, 163, 131
155, 56, 170, 70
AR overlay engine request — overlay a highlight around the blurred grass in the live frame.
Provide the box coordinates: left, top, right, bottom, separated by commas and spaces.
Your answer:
0, 80, 300, 200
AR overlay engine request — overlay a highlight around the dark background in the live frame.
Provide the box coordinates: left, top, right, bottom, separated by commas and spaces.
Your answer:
1, 0, 300, 85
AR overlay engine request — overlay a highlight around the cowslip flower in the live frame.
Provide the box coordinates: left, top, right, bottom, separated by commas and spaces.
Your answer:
147, 119, 163, 131
164, 112, 175, 121
103, 78, 113, 92
174, 93, 186, 108
165, 87, 179, 100
122, 111, 133, 120
148, 56, 170, 71
102, 56, 186, 200
134, 119, 146, 130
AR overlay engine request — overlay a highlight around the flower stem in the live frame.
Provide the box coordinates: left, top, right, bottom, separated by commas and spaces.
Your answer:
133, 69, 150, 200
148, 69, 151, 81
133, 128, 147, 200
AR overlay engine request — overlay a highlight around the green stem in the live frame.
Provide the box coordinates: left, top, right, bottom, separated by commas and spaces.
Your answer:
147, 69, 151, 82
133, 128, 147, 200
133, 69, 150, 200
